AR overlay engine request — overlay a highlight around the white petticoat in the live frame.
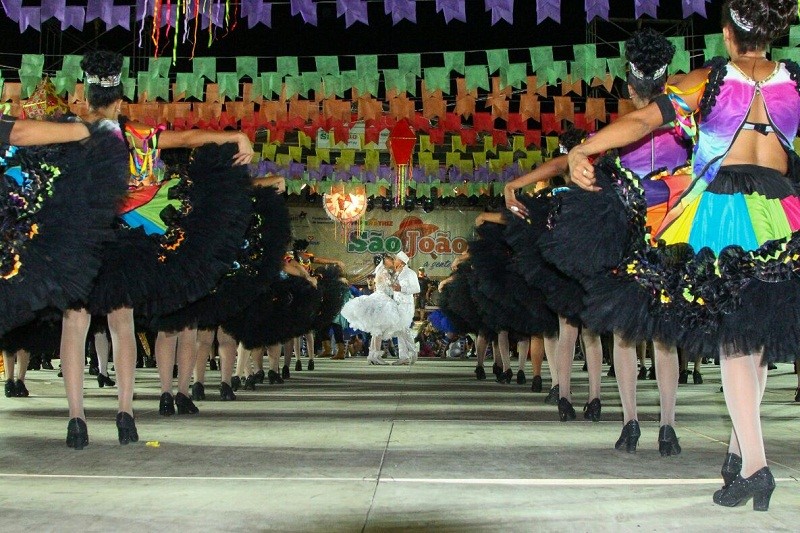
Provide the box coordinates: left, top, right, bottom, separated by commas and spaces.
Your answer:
340, 292, 405, 337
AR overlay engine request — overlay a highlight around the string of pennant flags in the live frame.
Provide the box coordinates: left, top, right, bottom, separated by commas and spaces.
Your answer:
3, 31, 800, 197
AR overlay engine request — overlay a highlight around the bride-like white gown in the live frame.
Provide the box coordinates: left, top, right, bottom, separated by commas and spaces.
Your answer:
340, 264, 405, 338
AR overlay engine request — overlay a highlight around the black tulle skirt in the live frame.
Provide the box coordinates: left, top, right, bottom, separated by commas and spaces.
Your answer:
0, 120, 128, 336
504, 193, 585, 326
87, 143, 251, 318
311, 265, 348, 332
222, 274, 321, 349
154, 187, 292, 333
541, 156, 800, 363
437, 262, 489, 336
0, 312, 62, 355
469, 222, 558, 336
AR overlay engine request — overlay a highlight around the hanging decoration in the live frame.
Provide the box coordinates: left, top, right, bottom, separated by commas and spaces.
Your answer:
21, 78, 69, 120
323, 185, 368, 241
387, 119, 416, 206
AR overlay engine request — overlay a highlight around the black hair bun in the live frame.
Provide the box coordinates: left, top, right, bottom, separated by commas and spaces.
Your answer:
293, 239, 310, 251
625, 28, 676, 76
558, 127, 588, 153
726, 0, 797, 45
80, 50, 123, 78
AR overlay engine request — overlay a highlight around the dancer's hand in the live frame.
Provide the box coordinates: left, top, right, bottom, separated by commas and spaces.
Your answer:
568, 147, 599, 192
504, 184, 528, 218
233, 132, 255, 166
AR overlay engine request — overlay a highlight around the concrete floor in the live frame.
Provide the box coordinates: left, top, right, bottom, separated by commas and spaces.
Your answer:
0, 356, 798, 532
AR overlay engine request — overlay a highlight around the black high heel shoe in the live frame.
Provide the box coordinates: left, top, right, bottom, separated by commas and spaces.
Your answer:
491, 363, 501, 379
175, 392, 199, 415
614, 420, 641, 453
795, 387, 800, 402
637, 365, 647, 380
268, 369, 284, 384
713, 467, 775, 511
531, 375, 542, 393
66, 418, 89, 450
583, 398, 601, 422
516, 370, 526, 385
295, 359, 302, 372
720, 453, 742, 488
97, 373, 115, 388
282, 365, 291, 379
658, 425, 681, 456
231, 375, 242, 391
115, 412, 138, 445
243, 374, 257, 390
474, 365, 486, 380
544, 384, 560, 404
496, 369, 512, 384
209, 358, 218, 371
254, 369, 266, 384
14, 380, 29, 397
308, 359, 315, 371
191, 381, 205, 401
692, 370, 703, 384
557, 397, 576, 422
5, 379, 16, 398
219, 382, 236, 401
159, 392, 175, 416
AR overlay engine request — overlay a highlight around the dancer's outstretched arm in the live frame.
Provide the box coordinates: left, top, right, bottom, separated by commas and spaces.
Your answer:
503, 155, 569, 218
1, 116, 89, 146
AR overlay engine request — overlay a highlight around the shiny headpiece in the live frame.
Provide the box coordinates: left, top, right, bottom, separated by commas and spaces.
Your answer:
629, 62, 668, 80
558, 143, 568, 155
85, 73, 122, 87
730, 7, 754, 32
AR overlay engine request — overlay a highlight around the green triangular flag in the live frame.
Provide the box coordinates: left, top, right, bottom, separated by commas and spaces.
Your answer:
192, 57, 216, 81
315, 56, 340, 76
790, 25, 800, 47
283, 76, 305, 99
606, 57, 627, 81
356, 55, 378, 80
424, 67, 450, 94
465, 65, 490, 92
444, 51, 466, 74
486, 49, 509, 74
217, 73, 240, 100
670, 50, 691, 74
176, 72, 205, 100
321, 75, 341, 98
61, 55, 83, 80
398, 53, 422, 77
501, 63, 528, 89
236, 57, 259, 80
259, 72, 282, 99
529, 47, 554, 73
121, 77, 136, 101
277, 56, 299, 78
20, 54, 44, 77
704, 34, 726, 62
148, 57, 172, 77
302, 72, 321, 95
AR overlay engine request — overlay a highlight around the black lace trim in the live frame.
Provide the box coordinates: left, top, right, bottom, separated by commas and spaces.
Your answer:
698, 57, 728, 118
782, 59, 800, 96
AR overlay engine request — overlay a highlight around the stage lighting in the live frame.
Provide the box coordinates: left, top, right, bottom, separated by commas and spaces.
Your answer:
366, 197, 375, 212
422, 198, 434, 213
382, 197, 393, 212
404, 197, 415, 212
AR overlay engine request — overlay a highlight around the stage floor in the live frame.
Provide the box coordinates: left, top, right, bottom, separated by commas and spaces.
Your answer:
1, 357, 798, 532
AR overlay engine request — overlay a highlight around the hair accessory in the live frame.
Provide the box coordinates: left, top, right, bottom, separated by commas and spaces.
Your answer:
629, 63, 668, 81
730, 7, 754, 32
558, 143, 568, 155
85, 73, 122, 87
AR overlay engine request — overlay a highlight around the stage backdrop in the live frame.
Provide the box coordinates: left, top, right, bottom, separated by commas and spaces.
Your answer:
288, 206, 480, 280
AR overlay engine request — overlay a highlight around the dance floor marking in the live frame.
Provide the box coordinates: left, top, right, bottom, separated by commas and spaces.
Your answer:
0, 473, 797, 485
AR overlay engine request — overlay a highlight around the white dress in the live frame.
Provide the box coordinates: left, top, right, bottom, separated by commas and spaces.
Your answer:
341, 264, 405, 337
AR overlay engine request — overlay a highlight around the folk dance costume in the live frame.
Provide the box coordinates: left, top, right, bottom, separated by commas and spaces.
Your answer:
546, 59, 800, 364
87, 122, 251, 318
341, 259, 405, 364
392, 252, 421, 364
0, 116, 127, 336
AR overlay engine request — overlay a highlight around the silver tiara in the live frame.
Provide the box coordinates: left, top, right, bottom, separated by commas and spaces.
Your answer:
558, 143, 568, 155
629, 62, 668, 80
730, 7, 754, 32
85, 73, 121, 87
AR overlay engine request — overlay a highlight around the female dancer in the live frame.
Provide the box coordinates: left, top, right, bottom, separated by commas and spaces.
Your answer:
543, 29, 693, 453
341, 254, 403, 365
567, 0, 799, 509
504, 129, 604, 421
157, 175, 290, 404
61, 50, 253, 448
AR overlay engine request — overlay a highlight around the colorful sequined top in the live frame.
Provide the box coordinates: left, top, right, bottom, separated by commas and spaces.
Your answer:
669, 58, 800, 208
618, 126, 691, 178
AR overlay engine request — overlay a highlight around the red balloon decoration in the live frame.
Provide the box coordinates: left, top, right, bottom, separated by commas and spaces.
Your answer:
387, 119, 416, 205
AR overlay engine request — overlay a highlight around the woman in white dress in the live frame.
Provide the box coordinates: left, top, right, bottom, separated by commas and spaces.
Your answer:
340, 254, 404, 365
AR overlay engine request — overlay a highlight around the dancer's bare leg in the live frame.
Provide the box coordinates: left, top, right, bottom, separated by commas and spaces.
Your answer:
107, 307, 136, 415
195, 328, 215, 385
61, 309, 91, 418
476, 334, 488, 368
530, 335, 544, 376
217, 328, 237, 386
3, 352, 15, 381
555, 317, 579, 402
517, 338, 530, 373
156, 331, 178, 395
654, 341, 679, 427
497, 331, 511, 372
543, 334, 558, 388
176, 327, 198, 396
267, 344, 281, 373
95, 330, 110, 377
582, 330, 603, 402
613, 334, 638, 424
235, 343, 250, 380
